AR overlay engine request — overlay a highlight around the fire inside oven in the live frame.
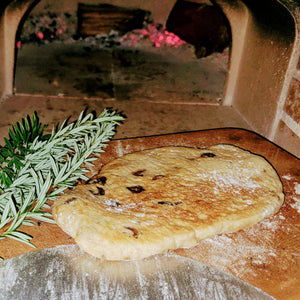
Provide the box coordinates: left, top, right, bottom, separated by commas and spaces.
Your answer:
14, 1, 231, 104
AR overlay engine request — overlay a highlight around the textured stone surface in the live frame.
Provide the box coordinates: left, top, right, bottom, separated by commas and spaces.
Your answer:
284, 78, 300, 123
274, 120, 300, 158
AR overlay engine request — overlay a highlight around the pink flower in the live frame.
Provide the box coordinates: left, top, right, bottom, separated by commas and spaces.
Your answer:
16, 40, 21, 48
36, 32, 44, 40
57, 29, 63, 35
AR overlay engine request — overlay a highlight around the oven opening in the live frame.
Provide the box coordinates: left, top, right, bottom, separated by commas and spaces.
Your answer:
14, 1, 231, 105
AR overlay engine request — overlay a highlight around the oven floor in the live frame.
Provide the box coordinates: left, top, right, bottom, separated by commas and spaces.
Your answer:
15, 41, 229, 104
0, 41, 251, 140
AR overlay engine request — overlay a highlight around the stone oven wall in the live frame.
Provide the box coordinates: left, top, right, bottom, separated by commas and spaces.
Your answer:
273, 47, 300, 157
0, 0, 299, 157
214, 0, 300, 157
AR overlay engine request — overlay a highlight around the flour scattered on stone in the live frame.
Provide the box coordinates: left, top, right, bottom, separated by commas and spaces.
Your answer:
290, 182, 300, 213
198, 211, 284, 279
282, 174, 292, 180
294, 182, 300, 195
115, 140, 125, 157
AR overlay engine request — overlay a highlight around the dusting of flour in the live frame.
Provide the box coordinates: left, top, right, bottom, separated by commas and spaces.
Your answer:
282, 174, 300, 213
290, 182, 300, 213
195, 212, 285, 279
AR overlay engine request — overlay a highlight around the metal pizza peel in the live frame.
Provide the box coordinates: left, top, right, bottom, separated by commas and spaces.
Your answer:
0, 244, 274, 300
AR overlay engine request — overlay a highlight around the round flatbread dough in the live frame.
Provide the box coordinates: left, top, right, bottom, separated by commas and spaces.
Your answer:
52, 144, 284, 260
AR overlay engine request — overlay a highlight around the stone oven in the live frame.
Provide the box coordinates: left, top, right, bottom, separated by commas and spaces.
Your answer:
0, 0, 299, 157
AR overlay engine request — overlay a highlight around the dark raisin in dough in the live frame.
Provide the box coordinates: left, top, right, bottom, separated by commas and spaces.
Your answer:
89, 187, 105, 195
152, 175, 165, 180
86, 176, 107, 185
127, 186, 145, 193
201, 152, 216, 158
124, 226, 139, 238
157, 201, 182, 206
132, 169, 146, 176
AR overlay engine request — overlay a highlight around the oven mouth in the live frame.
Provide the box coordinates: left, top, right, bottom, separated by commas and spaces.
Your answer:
14, 2, 231, 105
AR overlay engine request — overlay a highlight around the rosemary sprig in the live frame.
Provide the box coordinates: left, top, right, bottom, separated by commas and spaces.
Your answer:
0, 112, 49, 190
0, 108, 124, 250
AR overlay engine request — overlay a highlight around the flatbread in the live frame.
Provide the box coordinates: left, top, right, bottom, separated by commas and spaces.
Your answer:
52, 144, 284, 260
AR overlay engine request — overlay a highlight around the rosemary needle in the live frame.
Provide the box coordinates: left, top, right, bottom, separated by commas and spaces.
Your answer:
0, 108, 124, 252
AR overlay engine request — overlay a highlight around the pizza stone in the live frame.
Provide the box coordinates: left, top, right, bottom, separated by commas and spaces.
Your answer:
52, 144, 284, 260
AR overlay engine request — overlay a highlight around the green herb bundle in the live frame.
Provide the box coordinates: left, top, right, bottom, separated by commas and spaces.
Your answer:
0, 109, 124, 252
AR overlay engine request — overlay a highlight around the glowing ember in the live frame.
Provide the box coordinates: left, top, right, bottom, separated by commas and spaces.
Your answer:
120, 24, 186, 48
36, 32, 44, 40
21, 12, 185, 49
